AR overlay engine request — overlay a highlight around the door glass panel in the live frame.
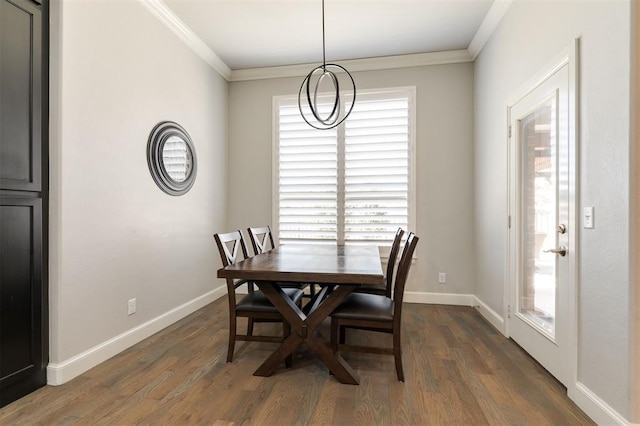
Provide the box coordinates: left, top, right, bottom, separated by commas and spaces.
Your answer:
519, 97, 556, 337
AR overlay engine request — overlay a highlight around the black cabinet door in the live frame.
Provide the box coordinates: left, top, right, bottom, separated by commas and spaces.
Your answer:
0, 198, 45, 405
0, 0, 48, 407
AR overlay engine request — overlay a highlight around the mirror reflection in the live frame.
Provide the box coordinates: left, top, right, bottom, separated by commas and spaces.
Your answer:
147, 121, 197, 196
162, 135, 191, 183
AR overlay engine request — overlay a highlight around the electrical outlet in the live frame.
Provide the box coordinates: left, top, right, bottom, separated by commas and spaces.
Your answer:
438, 273, 446, 284
128, 298, 136, 315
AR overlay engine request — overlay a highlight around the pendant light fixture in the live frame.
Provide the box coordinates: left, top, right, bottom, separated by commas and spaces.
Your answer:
298, 0, 356, 130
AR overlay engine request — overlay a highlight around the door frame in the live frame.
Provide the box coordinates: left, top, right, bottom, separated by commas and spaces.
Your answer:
505, 39, 579, 388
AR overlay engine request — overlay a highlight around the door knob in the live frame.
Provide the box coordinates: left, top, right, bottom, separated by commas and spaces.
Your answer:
544, 245, 567, 256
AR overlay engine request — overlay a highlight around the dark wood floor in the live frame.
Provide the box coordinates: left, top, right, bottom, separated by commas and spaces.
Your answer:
0, 298, 594, 425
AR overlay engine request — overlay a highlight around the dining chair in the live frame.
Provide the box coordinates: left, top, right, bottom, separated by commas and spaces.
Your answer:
330, 232, 419, 381
247, 225, 315, 297
354, 227, 404, 298
214, 230, 304, 364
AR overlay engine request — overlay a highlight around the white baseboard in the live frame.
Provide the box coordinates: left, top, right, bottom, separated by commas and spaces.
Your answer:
569, 382, 630, 425
404, 292, 507, 336
47, 286, 226, 386
472, 295, 507, 336
404, 291, 476, 306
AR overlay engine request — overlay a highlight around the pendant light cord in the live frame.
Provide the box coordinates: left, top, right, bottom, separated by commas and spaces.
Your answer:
298, 0, 356, 130
322, 0, 326, 69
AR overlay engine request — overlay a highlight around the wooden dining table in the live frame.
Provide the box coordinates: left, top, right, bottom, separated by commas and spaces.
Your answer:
217, 243, 384, 385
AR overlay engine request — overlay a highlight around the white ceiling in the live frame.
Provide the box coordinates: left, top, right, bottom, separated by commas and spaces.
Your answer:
161, 0, 495, 71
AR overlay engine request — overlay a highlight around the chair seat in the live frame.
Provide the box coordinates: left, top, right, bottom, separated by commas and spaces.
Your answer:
331, 293, 394, 322
236, 287, 304, 313
354, 283, 386, 295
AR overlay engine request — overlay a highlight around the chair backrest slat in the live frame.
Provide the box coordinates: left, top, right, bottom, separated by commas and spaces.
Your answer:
385, 227, 405, 298
247, 226, 276, 256
392, 232, 418, 317
214, 230, 249, 267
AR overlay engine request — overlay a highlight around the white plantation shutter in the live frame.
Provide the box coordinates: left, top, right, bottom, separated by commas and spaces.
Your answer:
278, 103, 338, 244
345, 95, 409, 243
275, 88, 414, 247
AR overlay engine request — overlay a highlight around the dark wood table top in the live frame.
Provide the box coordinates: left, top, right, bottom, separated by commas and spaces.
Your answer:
217, 244, 384, 286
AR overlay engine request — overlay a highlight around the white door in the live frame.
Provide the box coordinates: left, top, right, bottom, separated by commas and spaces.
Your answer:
507, 47, 577, 387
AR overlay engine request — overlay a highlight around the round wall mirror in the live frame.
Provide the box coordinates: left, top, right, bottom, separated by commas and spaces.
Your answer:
147, 121, 197, 196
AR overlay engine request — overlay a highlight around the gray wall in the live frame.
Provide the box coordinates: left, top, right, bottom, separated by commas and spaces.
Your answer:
46, 0, 635, 421
49, 0, 228, 373
228, 64, 476, 296
474, 0, 631, 419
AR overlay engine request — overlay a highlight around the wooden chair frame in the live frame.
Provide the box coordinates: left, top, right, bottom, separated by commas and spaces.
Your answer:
214, 230, 301, 364
354, 227, 404, 298
330, 232, 419, 381
247, 226, 276, 256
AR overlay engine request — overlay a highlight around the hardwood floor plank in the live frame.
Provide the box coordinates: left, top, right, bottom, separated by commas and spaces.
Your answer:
352, 374, 390, 425
250, 374, 306, 425
332, 396, 355, 425
309, 375, 354, 424
441, 358, 490, 424
387, 379, 412, 425
0, 300, 594, 425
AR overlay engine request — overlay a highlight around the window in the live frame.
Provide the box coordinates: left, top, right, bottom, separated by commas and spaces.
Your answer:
273, 87, 415, 248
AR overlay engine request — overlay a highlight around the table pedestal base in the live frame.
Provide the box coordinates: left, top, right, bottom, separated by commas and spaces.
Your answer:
254, 283, 360, 385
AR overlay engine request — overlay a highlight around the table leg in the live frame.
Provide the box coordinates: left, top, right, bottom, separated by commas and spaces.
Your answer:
255, 283, 360, 384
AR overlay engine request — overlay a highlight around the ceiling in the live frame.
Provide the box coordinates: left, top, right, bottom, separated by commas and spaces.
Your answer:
162, 0, 495, 71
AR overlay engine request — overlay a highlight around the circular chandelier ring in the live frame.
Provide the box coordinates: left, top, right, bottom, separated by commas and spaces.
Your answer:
298, 63, 357, 130
309, 68, 340, 125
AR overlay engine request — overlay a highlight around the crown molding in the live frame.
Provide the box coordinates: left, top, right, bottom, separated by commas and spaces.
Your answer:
140, 0, 507, 82
229, 49, 472, 82
138, 0, 232, 80
467, 0, 514, 60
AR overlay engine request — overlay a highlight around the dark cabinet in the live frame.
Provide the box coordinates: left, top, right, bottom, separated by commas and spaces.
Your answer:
0, 0, 48, 406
